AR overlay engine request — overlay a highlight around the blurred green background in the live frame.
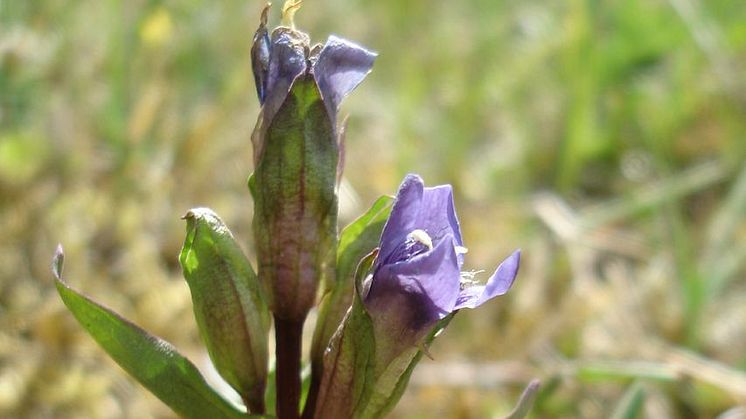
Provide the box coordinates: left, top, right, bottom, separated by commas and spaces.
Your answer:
2, 0, 746, 417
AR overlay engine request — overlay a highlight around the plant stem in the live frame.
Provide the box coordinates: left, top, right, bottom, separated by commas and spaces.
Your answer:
242, 394, 265, 417
275, 316, 303, 419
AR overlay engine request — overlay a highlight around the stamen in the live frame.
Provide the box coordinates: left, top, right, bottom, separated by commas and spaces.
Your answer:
459, 270, 484, 289
407, 229, 433, 250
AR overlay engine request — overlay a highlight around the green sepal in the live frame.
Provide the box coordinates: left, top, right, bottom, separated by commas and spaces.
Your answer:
311, 195, 393, 373
312, 250, 379, 418
252, 74, 338, 322
355, 313, 455, 419
179, 208, 270, 414
51, 245, 254, 419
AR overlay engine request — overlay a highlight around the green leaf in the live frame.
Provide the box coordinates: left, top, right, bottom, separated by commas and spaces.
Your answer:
336, 196, 394, 290
180, 208, 271, 414
305, 196, 392, 417
311, 195, 393, 370
52, 245, 253, 419
311, 250, 378, 418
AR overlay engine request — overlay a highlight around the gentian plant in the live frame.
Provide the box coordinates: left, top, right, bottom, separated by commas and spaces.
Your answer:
52, 2, 533, 418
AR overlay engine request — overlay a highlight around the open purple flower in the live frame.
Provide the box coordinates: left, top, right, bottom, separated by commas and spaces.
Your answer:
364, 174, 521, 351
312, 174, 521, 418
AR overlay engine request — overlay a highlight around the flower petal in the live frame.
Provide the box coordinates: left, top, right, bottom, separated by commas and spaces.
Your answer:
366, 236, 461, 333
454, 249, 520, 310
263, 27, 309, 126
419, 184, 463, 247
313, 35, 376, 120
378, 174, 464, 267
378, 174, 425, 264
250, 4, 271, 104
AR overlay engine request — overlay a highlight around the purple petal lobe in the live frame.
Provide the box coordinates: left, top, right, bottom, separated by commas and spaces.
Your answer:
378, 174, 425, 264
418, 184, 463, 248
263, 27, 309, 125
313, 35, 376, 119
454, 249, 521, 310
366, 236, 461, 332
250, 4, 271, 104
378, 174, 464, 268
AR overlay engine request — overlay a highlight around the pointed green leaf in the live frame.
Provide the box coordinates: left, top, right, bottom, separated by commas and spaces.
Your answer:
52, 245, 252, 419
312, 251, 378, 418
306, 197, 392, 417
180, 208, 270, 414
336, 196, 394, 291
311, 196, 393, 370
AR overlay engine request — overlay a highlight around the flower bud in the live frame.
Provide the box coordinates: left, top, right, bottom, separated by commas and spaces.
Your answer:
179, 208, 270, 414
249, 8, 375, 322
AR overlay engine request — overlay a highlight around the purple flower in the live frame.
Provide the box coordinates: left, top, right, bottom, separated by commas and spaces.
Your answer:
311, 174, 521, 418
364, 174, 521, 350
251, 11, 376, 128
249, 7, 376, 322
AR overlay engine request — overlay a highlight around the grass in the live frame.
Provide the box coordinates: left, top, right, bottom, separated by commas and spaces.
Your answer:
1, 0, 745, 417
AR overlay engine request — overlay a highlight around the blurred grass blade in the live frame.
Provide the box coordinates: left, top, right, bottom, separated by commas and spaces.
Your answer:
52, 245, 252, 419
580, 160, 730, 230
575, 360, 678, 382
503, 379, 541, 419
701, 163, 746, 295
715, 406, 746, 419
610, 381, 646, 419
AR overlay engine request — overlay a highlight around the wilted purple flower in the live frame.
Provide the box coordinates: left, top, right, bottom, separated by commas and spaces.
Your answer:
364, 174, 521, 352
250, 6, 376, 323
251, 9, 376, 163
262, 32, 375, 119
